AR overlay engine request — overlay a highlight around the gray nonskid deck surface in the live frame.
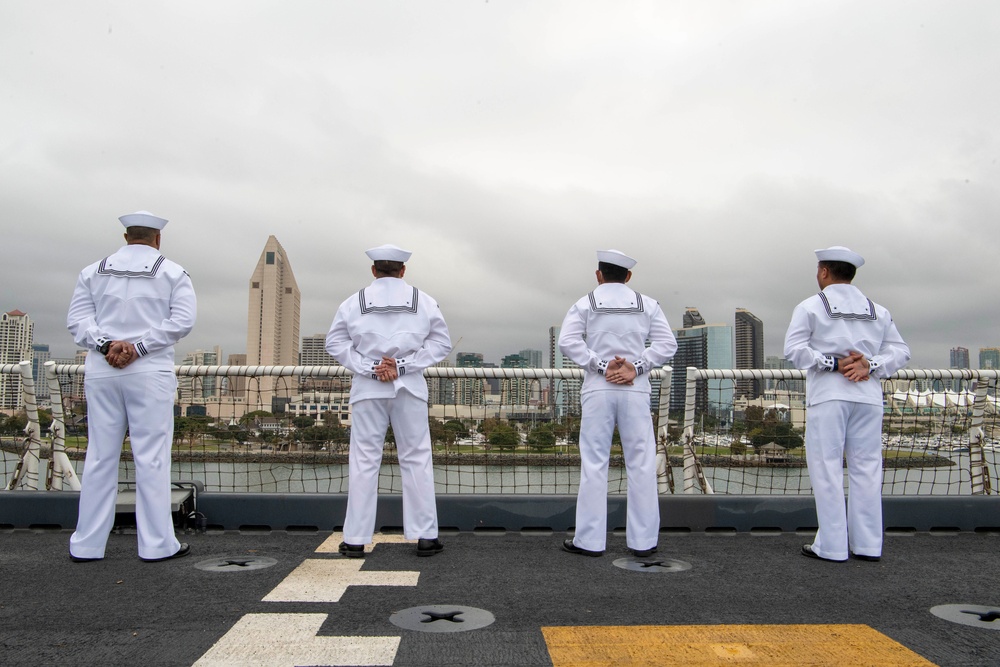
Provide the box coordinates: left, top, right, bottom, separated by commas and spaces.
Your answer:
1, 529, 997, 666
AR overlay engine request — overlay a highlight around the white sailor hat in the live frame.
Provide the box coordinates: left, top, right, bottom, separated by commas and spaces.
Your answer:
119, 211, 168, 230
596, 249, 637, 270
365, 243, 412, 262
814, 245, 865, 268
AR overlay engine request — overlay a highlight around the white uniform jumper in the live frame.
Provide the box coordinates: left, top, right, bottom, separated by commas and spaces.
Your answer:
559, 282, 677, 553
784, 283, 909, 561
326, 277, 452, 544
67, 244, 196, 560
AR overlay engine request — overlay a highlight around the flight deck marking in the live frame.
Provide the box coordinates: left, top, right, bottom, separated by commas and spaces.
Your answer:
389, 605, 496, 633
195, 533, 420, 665
542, 624, 936, 666
612, 556, 692, 573
930, 604, 1000, 630
192, 613, 399, 667
316, 531, 415, 554
263, 558, 419, 603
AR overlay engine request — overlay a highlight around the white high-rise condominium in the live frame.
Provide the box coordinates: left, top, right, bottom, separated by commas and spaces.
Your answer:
1, 310, 34, 409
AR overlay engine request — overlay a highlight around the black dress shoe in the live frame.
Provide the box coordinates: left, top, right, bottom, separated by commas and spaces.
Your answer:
800, 544, 844, 562
417, 538, 444, 557
562, 539, 603, 557
851, 552, 881, 562
141, 543, 191, 563
69, 554, 102, 563
629, 546, 658, 558
338, 541, 366, 558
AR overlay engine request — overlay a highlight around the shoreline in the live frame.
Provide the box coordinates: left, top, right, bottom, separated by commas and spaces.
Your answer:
1, 439, 956, 469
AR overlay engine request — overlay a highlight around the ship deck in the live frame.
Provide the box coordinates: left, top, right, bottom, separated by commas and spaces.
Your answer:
2, 495, 999, 666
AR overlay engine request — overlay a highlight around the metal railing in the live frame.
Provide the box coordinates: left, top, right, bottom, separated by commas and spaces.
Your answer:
2, 361, 997, 496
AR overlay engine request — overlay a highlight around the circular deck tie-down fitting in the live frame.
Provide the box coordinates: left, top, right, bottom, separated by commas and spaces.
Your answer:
194, 556, 279, 572
612, 556, 693, 573
389, 605, 496, 633
930, 604, 1000, 630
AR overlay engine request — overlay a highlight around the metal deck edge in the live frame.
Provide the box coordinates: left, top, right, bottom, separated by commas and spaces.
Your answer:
2, 490, 998, 532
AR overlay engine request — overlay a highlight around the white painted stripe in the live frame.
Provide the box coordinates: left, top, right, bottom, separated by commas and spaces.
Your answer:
316, 532, 416, 554
263, 559, 420, 603
193, 613, 399, 667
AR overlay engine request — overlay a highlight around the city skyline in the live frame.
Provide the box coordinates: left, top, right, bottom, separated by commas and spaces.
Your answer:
12, 303, 1000, 379
5, 303, 997, 414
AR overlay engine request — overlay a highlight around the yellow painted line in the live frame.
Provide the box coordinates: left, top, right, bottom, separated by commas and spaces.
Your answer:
316, 532, 415, 554
542, 624, 936, 666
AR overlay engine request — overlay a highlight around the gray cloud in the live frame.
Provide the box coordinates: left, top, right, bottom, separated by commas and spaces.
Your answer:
3, 1, 998, 371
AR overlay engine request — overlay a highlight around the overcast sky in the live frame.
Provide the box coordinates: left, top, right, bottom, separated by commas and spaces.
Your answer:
3, 1, 998, 370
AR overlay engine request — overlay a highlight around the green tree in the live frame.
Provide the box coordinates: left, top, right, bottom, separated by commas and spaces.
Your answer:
743, 406, 766, 428
527, 423, 556, 451
175, 415, 210, 447
292, 415, 317, 429
488, 424, 520, 451
3, 412, 28, 436
231, 425, 252, 449
429, 419, 457, 448
319, 411, 343, 429
554, 416, 581, 445
37, 409, 54, 433
444, 419, 469, 439
749, 410, 803, 450
478, 417, 504, 439
239, 410, 274, 425
295, 425, 336, 451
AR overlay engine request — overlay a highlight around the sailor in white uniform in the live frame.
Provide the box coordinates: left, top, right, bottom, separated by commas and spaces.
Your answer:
559, 250, 677, 557
326, 244, 452, 557
67, 211, 196, 562
784, 246, 910, 563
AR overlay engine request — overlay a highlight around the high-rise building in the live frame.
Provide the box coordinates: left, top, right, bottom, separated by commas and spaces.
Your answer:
224, 353, 247, 399
1, 310, 34, 409
31, 343, 51, 402
68, 349, 88, 401
978, 347, 999, 371
300, 334, 337, 366
683, 307, 706, 328
949, 347, 970, 392
428, 358, 455, 406
548, 326, 582, 417
734, 308, 764, 400
178, 346, 223, 402
482, 362, 501, 394
764, 355, 805, 395
247, 236, 301, 411
456, 352, 483, 367
519, 349, 543, 369
669, 316, 734, 419
455, 352, 485, 405
501, 353, 531, 406
501, 353, 527, 367
299, 333, 344, 391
